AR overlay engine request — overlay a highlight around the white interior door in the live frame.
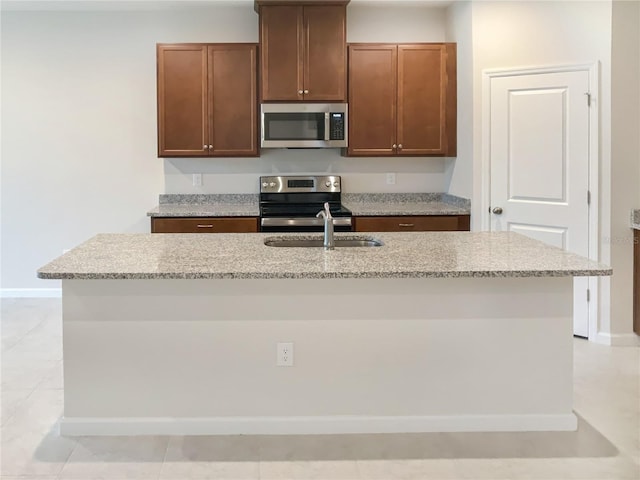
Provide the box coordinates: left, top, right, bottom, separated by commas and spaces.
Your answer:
489, 69, 591, 337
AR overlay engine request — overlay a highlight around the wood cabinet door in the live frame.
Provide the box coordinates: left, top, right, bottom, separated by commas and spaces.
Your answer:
157, 45, 208, 157
260, 6, 303, 101
347, 45, 397, 156
303, 5, 347, 102
208, 45, 258, 157
354, 215, 470, 232
397, 44, 447, 155
151, 217, 258, 233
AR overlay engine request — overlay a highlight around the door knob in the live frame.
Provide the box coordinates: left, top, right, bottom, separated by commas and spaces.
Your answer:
298, 90, 303, 95
304, 90, 309, 94
492, 207, 503, 215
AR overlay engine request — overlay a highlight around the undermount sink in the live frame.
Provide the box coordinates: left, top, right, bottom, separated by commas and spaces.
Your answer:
264, 237, 384, 248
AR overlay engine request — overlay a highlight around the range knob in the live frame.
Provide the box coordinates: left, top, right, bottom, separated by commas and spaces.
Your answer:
262, 182, 268, 187
325, 181, 331, 187
333, 181, 339, 187
269, 182, 276, 187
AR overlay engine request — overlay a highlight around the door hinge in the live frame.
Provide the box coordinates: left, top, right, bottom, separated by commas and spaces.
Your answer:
587, 190, 591, 205
585, 92, 592, 107
587, 289, 591, 302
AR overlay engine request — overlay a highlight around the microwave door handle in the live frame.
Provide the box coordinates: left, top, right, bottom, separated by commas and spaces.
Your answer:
324, 112, 330, 141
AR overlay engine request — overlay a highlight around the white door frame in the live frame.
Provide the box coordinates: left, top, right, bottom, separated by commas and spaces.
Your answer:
481, 63, 600, 340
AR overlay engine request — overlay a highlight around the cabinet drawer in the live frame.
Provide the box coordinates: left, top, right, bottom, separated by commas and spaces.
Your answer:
151, 217, 258, 233
354, 215, 469, 232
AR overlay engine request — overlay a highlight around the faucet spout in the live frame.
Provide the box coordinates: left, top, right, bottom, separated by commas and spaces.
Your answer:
316, 202, 335, 250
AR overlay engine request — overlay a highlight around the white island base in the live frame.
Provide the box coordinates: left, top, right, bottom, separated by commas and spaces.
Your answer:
60, 276, 575, 436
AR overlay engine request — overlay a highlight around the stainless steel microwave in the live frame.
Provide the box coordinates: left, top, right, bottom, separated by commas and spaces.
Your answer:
261, 103, 348, 148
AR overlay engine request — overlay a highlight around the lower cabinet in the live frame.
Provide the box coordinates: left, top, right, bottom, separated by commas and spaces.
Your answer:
151, 217, 258, 233
635, 230, 640, 335
354, 215, 470, 232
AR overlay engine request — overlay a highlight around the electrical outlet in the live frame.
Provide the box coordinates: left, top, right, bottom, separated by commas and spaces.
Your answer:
386, 173, 396, 185
277, 342, 294, 367
192, 173, 203, 187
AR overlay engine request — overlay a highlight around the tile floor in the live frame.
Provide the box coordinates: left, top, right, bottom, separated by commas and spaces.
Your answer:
1, 297, 639, 480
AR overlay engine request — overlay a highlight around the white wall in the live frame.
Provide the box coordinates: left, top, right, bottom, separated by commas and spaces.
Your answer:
462, 0, 638, 341
0, 4, 452, 291
1, 6, 259, 291
444, 1, 473, 199
609, 0, 640, 339
469, 0, 612, 232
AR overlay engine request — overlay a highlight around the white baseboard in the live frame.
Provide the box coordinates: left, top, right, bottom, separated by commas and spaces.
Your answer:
1, 288, 62, 298
595, 332, 640, 346
59, 414, 578, 436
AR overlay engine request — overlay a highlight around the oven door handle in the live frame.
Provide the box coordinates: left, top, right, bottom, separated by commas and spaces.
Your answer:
261, 217, 352, 227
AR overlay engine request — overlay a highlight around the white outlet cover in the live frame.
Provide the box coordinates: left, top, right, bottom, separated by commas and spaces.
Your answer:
277, 342, 294, 367
193, 173, 203, 187
386, 173, 396, 185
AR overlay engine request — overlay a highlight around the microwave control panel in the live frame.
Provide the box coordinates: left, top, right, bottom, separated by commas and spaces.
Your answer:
329, 113, 345, 140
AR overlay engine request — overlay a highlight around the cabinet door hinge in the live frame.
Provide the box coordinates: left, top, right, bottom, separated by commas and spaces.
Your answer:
585, 92, 592, 107
587, 289, 591, 302
587, 190, 591, 205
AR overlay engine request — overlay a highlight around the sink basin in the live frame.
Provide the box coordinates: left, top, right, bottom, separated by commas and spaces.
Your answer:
264, 237, 384, 248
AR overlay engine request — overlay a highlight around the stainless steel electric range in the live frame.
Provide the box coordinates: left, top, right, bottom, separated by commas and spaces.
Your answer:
259, 175, 353, 232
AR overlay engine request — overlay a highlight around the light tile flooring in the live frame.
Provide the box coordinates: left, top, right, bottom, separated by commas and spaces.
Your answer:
1, 298, 638, 480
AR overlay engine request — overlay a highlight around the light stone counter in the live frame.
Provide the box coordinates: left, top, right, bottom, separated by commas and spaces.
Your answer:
632, 209, 640, 230
147, 194, 259, 217
38, 231, 610, 280
146, 193, 470, 218
147, 203, 260, 217
342, 193, 470, 216
345, 201, 469, 216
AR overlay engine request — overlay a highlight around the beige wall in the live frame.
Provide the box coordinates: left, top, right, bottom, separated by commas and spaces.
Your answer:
2, 0, 637, 343
461, 0, 638, 341
609, 0, 640, 339
0, 4, 452, 291
444, 1, 473, 199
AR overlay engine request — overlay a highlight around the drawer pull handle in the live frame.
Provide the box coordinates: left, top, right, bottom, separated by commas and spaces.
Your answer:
398, 223, 415, 227
197, 224, 214, 228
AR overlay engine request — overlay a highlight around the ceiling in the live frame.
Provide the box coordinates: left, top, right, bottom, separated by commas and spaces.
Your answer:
0, 0, 455, 11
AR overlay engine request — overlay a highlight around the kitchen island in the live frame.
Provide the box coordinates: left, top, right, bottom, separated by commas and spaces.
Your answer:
38, 232, 610, 436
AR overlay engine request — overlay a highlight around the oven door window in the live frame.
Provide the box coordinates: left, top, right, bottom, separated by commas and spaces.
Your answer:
263, 113, 325, 141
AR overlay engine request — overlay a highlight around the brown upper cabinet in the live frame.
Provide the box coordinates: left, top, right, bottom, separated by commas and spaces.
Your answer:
256, 1, 348, 102
347, 43, 456, 157
157, 44, 258, 157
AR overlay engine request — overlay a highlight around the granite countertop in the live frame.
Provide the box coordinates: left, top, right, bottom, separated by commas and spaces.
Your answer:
147, 194, 259, 217
147, 193, 471, 218
632, 210, 640, 230
148, 203, 260, 217
37, 231, 611, 280
342, 193, 470, 216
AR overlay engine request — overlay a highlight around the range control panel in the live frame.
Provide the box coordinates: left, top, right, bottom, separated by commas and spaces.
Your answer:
260, 176, 342, 193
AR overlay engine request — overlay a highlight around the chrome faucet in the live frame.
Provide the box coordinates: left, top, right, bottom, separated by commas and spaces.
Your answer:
316, 202, 335, 250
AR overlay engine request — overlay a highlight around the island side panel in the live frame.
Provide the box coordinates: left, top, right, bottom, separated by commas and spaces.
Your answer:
60, 277, 575, 435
